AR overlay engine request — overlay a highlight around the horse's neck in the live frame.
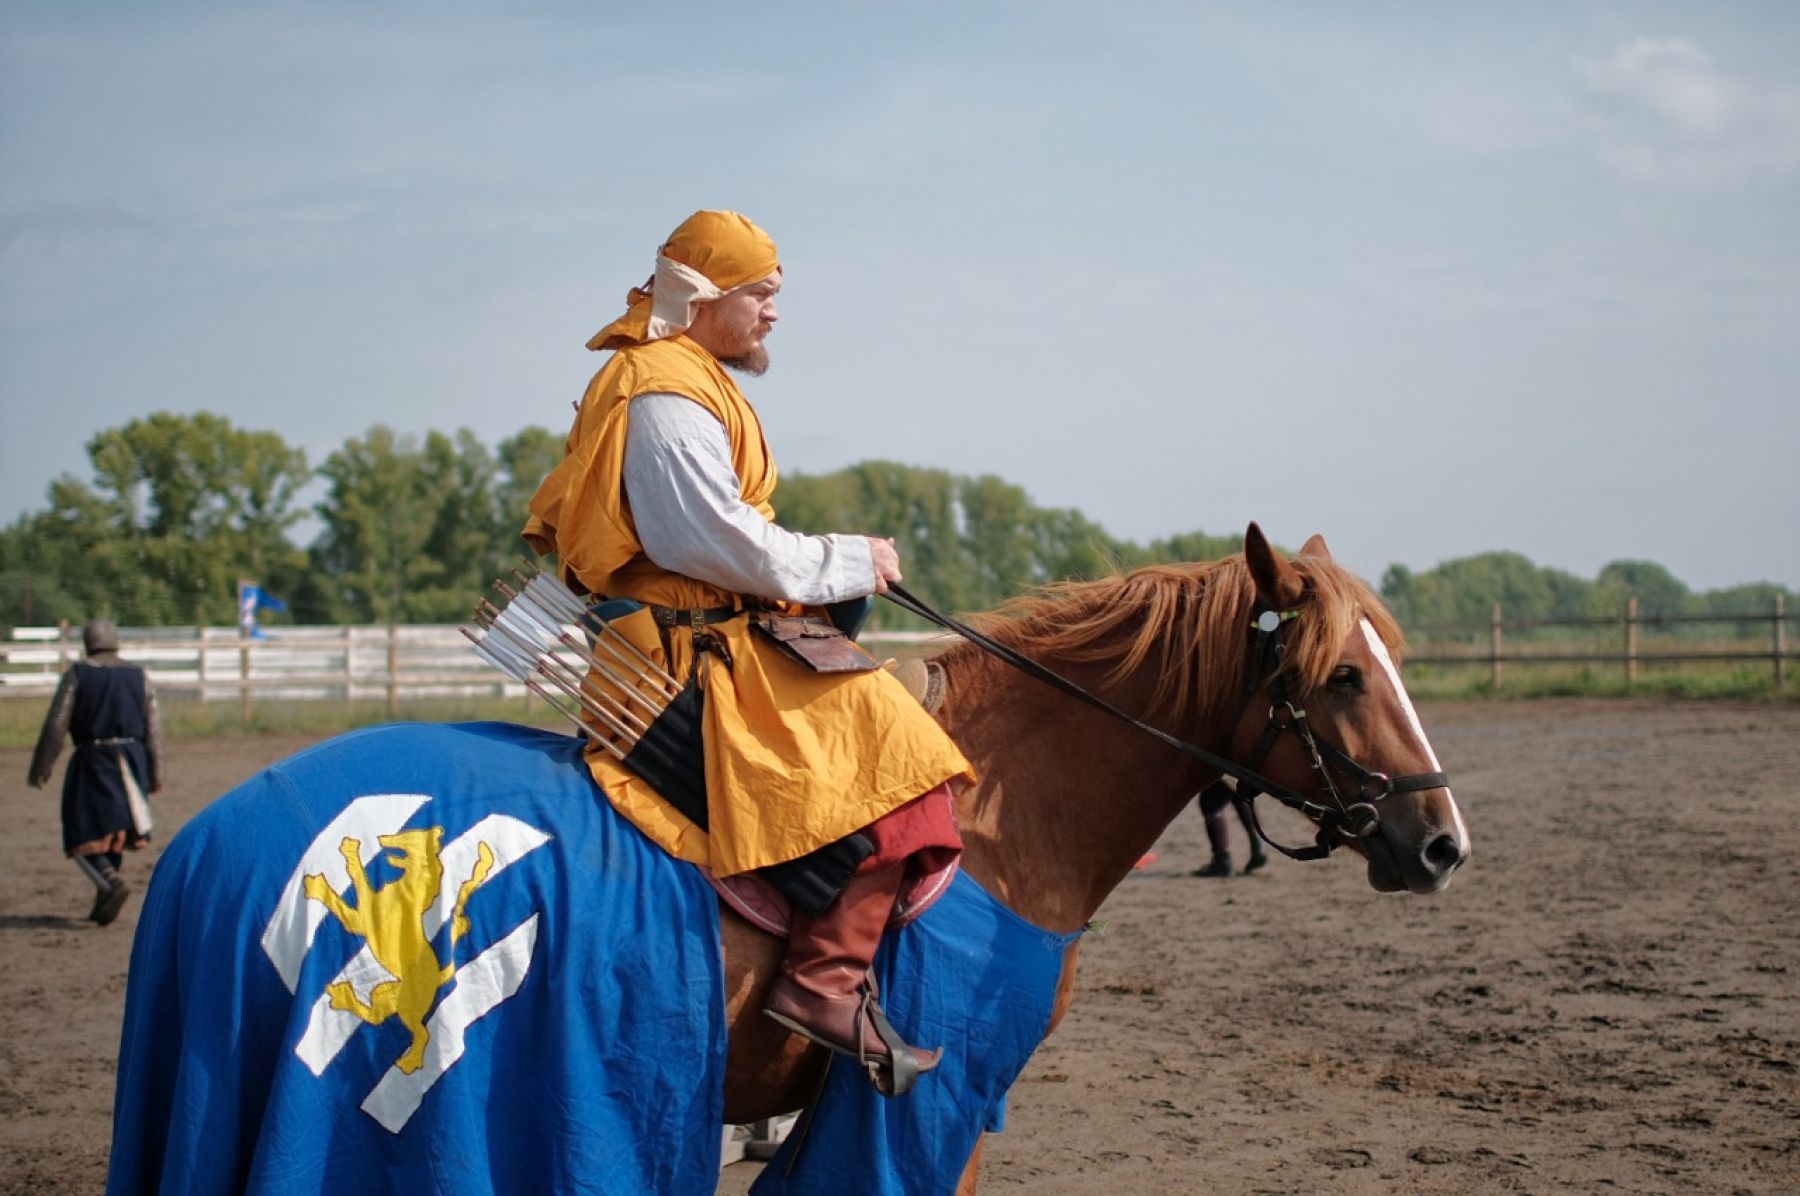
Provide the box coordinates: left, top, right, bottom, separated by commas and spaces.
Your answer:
937, 648, 1220, 934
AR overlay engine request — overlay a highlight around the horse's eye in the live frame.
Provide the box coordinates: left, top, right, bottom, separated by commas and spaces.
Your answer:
1329, 665, 1362, 691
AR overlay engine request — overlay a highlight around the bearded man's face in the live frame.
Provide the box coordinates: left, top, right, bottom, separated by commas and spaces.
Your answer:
690, 274, 779, 376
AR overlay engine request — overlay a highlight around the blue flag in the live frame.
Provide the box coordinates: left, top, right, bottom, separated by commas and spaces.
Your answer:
237, 582, 288, 640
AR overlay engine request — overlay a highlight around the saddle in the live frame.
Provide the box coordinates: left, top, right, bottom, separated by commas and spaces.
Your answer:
885, 658, 947, 715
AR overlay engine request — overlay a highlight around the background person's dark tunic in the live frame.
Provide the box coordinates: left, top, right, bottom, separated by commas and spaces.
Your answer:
30, 657, 161, 854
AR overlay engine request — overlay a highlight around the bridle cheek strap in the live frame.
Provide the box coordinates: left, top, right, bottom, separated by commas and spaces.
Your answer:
1231, 657, 1450, 863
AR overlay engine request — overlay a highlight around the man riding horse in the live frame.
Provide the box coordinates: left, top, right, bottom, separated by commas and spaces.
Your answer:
522, 210, 972, 1095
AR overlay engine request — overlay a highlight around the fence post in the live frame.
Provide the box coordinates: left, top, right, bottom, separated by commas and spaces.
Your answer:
196, 625, 207, 703
57, 618, 70, 672
1777, 594, 1788, 689
344, 626, 357, 704
1489, 603, 1503, 690
1625, 598, 1639, 684
240, 635, 252, 722
386, 622, 399, 718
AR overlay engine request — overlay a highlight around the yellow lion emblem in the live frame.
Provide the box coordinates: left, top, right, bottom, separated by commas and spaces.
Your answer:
302, 828, 496, 1074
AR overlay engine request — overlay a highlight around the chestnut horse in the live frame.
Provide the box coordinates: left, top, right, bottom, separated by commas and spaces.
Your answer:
719, 524, 1469, 1191
106, 525, 1466, 1195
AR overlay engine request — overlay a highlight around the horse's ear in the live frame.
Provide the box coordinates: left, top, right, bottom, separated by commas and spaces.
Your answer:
1299, 533, 1332, 560
1245, 522, 1305, 609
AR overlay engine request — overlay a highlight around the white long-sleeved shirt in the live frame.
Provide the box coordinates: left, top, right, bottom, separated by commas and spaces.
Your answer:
622, 393, 876, 606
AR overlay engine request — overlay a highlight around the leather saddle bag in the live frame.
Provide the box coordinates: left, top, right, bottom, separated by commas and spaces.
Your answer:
751, 611, 880, 674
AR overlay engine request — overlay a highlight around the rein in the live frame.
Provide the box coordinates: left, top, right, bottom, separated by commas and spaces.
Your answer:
882, 583, 1447, 862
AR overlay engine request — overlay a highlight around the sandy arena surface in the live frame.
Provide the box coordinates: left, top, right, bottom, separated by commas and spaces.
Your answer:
3, 700, 1797, 1194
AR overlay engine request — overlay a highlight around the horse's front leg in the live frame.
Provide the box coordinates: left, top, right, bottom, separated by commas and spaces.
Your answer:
955, 1138, 984, 1194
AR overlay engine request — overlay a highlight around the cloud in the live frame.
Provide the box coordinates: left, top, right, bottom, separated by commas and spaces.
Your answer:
1573, 37, 1800, 186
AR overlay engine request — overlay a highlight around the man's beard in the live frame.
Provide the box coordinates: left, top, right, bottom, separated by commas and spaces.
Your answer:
720, 341, 770, 377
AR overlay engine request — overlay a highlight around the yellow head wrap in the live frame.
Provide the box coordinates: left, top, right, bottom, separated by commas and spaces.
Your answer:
586, 210, 781, 352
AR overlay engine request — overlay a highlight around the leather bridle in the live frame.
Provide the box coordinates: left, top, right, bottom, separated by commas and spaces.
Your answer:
882, 584, 1451, 863
1230, 607, 1449, 862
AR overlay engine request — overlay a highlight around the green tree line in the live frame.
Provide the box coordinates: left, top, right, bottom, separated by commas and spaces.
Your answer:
1380, 555, 1794, 634
0, 413, 564, 627
1, 411, 1790, 631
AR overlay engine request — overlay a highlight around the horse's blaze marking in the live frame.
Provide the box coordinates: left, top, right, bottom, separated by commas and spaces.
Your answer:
261, 798, 553, 1134
1359, 619, 1469, 849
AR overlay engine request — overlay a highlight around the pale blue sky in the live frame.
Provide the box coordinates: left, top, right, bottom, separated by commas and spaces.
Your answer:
3, 1, 1796, 591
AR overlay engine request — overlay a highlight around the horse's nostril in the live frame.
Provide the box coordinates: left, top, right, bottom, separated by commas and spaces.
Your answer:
1423, 834, 1464, 876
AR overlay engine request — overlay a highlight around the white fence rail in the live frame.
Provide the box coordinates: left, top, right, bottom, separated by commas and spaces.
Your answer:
1, 622, 946, 712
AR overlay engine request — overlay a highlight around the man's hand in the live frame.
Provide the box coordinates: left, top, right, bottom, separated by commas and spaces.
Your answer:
867, 536, 902, 596
27, 775, 47, 789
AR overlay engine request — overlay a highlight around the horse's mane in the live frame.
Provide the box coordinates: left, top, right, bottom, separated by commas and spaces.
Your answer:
937, 552, 1405, 730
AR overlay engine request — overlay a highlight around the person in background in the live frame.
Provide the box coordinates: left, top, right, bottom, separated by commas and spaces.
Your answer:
27, 618, 163, 925
1190, 779, 1268, 878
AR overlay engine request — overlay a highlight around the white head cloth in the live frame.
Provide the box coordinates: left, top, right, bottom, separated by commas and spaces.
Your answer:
645, 255, 726, 341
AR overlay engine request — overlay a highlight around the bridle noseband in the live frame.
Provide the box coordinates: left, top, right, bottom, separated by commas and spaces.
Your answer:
1232, 607, 1450, 862
881, 583, 1451, 865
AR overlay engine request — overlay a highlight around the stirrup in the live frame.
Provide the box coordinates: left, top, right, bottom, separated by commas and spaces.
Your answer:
857, 992, 939, 1096
763, 978, 940, 1097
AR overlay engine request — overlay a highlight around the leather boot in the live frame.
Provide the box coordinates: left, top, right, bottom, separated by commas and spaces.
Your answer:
1190, 853, 1233, 878
93, 876, 132, 926
1243, 845, 1269, 874
763, 859, 941, 1096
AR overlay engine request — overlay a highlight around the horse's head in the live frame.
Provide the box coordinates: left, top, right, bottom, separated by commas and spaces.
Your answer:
1231, 523, 1470, 894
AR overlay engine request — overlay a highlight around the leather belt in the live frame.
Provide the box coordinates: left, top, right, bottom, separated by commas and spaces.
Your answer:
648, 604, 744, 629
78, 736, 140, 748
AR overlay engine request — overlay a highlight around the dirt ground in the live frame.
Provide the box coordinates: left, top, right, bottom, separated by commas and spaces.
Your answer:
3, 700, 1796, 1195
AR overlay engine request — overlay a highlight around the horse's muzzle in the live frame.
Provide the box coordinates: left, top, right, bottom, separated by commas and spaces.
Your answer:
1365, 817, 1469, 894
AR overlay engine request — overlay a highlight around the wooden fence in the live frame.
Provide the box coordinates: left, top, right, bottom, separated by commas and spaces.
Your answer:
0, 622, 944, 715
1404, 596, 1793, 689
2, 599, 1791, 708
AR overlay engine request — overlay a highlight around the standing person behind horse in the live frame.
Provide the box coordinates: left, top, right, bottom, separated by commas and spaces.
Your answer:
1190, 779, 1269, 877
26, 618, 163, 925
524, 210, 973, 1095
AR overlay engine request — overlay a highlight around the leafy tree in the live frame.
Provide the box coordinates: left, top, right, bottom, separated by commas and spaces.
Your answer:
1693, 582, 1793, 640
1593, 559, 1690, 620
0, 412, 308, 626
8, 429, 1789, 640
778, 461, 1203, 626
494, 426, 565, 569
311, 427, 446, 623
310, 425, 550, 623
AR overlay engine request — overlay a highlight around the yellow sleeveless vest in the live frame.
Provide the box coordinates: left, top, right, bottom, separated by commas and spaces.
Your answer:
523, 336, 972, 875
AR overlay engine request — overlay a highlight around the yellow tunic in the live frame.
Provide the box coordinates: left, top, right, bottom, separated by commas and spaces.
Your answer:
523, 336, 972, 876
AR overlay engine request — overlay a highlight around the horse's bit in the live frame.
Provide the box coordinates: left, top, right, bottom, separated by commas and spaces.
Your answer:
881, 584, 1450, 864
